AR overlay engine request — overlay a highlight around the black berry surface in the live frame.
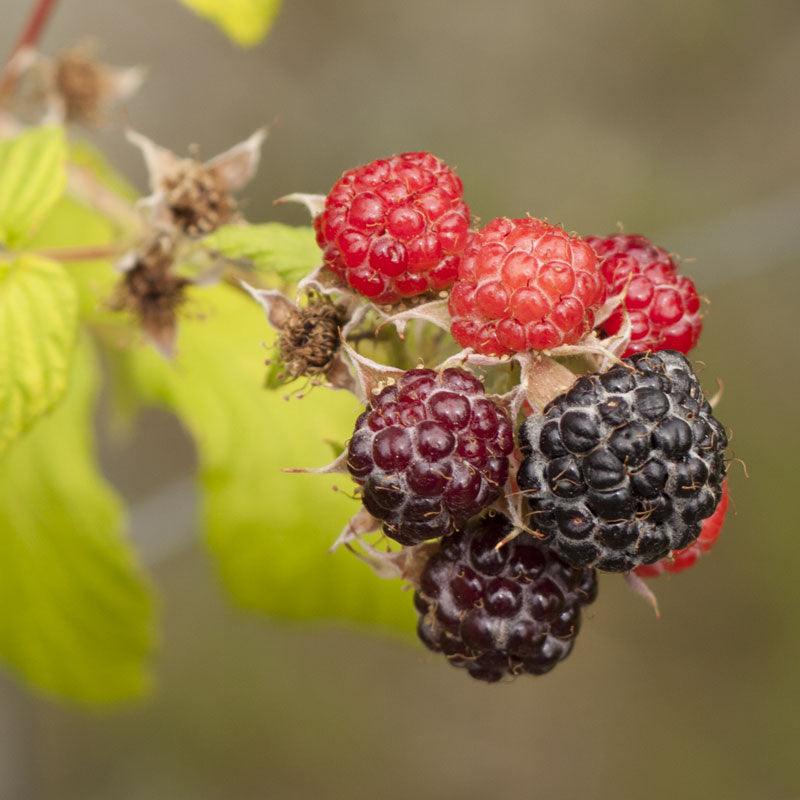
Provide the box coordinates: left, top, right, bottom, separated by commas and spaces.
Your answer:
347, 368, 514, 545
517, 350, 727, 571
414, 513, 598, 682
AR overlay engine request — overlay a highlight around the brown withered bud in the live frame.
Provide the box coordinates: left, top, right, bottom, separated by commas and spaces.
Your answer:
243, 283, 355, 393
162, 157, 238, 237
276, 296, 346, 382
127, 128, 266, 238
53, 47, 109, 125
8, 43, 144, 127
112, 233, 189, 357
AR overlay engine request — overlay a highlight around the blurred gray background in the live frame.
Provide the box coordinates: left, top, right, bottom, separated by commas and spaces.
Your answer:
2, 1, 799, 798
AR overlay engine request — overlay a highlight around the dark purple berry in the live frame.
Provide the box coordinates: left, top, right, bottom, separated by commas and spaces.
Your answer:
347, 368, 514, 545
517, 351, 727, 572
414, 514, 597, 682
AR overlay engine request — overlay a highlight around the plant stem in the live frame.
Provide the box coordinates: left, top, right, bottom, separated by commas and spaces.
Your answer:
0, 0, 60, 102
35, 244, 126, 262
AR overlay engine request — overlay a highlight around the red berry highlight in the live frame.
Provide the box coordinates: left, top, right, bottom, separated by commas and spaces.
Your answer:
449, 218, 604, 356
315, 153, 470, 304
586, 233, 703, 357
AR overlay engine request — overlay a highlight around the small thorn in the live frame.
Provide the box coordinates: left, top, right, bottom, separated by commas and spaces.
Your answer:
624, 572, 661, 618
709, 377, 724, 409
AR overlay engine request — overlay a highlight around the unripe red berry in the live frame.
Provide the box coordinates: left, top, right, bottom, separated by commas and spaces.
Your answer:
449, 218, 603, 356
315, 153, 470, 304
586, 233, 702, 357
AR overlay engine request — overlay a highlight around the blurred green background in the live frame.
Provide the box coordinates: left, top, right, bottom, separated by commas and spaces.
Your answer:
2, 1, 799, 798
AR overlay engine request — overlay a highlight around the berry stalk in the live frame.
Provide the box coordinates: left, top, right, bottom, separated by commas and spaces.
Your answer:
0, 0, 61, 102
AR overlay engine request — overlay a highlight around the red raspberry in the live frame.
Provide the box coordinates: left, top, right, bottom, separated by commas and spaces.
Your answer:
448, 217, 603, 356
314, 153, 470, 304
635, 481, 729, 578
586, 233, 702, 357
346, 368, 514, 545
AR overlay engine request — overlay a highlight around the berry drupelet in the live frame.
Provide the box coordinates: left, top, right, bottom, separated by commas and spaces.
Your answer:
414, 513, 598, 682
586, 233, 702, 357
635, 480, 729, 577
517, 351, 727, 572
449, 217, 604, 355
346, 368, 514, 546
314, 152, 470, 304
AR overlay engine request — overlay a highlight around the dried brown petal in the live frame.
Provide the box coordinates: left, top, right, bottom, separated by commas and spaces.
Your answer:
127, 128, 265, 236
244, 282, 349, 385
111, 233, 188, 357
162, 158, 237, 237
277, 299, 345, 381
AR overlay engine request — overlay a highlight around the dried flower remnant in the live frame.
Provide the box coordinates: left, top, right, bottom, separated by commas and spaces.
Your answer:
54, 45, 143, 125
5, 42, 143, 126
127, 128, 266, 237
277, 297, 346, 382
162, 156, 238, 237
112, 233, 189, 357
243, 283, 354, 392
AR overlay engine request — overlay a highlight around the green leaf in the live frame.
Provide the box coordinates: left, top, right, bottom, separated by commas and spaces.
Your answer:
0, 126, 67, 248
24, 196, 119, 320
263, 351, 284, 389
108, 284, 413, 635
26, 140, 138, 322
0, 255, 79, 455
0, 337, 155, 705
204, 223, 320, 283
178, 0, 282, 46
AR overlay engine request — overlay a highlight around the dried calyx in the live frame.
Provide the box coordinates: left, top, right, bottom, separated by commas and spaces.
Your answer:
127, 128, 266, 237
276, 295, 346, 382
4, 42, 143, 127
112, 233, 189, 357
53, 47, 109, 125
163, 155, 237, 237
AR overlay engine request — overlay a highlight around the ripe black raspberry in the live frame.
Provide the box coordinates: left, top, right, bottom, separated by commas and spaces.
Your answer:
414, 514, 598, 682
517, 351, 727, 572
346, 368, 514, 545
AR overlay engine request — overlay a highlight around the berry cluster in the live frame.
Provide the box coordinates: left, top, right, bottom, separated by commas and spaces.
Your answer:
268, 151, 731, 684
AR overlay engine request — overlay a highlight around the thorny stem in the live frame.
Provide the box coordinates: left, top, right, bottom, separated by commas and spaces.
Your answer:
0, 0, 61, 102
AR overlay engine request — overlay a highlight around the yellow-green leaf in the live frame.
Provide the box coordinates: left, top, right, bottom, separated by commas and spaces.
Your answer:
0, 126, 67, 248
203, 222, 320, 282
0, 338, 155, 705
178, 0, 282, 46
26, 139, 139, 321
108, 284, 414, 635
0, 255, 78, 455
